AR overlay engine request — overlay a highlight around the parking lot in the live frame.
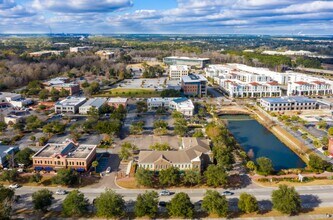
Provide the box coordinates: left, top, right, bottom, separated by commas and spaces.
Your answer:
114, 76, 180, 91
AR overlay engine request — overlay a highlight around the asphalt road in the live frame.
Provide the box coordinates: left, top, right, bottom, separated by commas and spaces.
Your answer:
13, 184, 333, 212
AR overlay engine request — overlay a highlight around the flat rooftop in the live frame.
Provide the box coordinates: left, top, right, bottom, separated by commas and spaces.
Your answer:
261, 96, 317, 103
80, 98, 107, 108
108, 97, 128, 103
165, 56, 210, 61
33, 142, 96, 159
182, 74, 207, 83
56, 97, 86, 106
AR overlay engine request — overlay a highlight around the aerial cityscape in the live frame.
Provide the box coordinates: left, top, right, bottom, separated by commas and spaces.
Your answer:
0, 0, 333, 219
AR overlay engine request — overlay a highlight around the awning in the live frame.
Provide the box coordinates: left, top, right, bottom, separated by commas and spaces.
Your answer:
44, 167, 53, 171
34, 167, 43, 171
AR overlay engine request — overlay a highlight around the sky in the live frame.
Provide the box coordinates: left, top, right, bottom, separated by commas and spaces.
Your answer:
0, 0, 332, 34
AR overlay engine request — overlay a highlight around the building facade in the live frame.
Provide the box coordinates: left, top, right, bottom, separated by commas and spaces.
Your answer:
147, 97, 194, 116
32, 140, 97, 172
107, 98, 128, 108
54, 97, 87, 114
138, 137, 211, 171
79, 98, 107, 114
260, 96, 317, 111
0, 145, 19, 168
169, 65, 189, 80
163, 56, 210, 68
181, 74, 208, 97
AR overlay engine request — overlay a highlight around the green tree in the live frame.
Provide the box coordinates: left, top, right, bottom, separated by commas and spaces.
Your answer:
119, 142, 138, 160
42, 121, 66, 137
130, 121, 145, 134
149, 143, 171, 151
0, 185, 14, 219
238, 193, 259, 213
136, 101, 147, 113
92, 161, 99, 173
0, 121, 8, 132
94, 189, 125, 218
39, 89, 49, 101
153, 120, 168, 129
256, 157, 274, 175
183, 170, 201, 186
328, 127, 333, 136
134, 191, 159, 218
32, 189, 54, 212
213, 145, 234, 170
96, 120, 122, 136
62, 190, 89, 217
192, 129, 204, 138
204, 165, 228, 187
59, 88, 69, 97
246, 161, 257, 171
1, 169, 19, 183
26, 115, 43, 130
29, 173, 42, 183
272, 185, 301, 215
159, 166, 180, 187
50, 88, 60, 102
15, 147, 35, 166
171, 111, 183, 119
52, 169, 79, 186
87, 106, 99, 120
309, 154, 329, 172
202, 190, 228, 217
174, 118, 188, 137
167, 192, 194, 218
135, 168, 154, 187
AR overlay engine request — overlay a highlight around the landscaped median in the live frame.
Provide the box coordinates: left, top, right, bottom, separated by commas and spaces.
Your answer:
96, 88, 161, 98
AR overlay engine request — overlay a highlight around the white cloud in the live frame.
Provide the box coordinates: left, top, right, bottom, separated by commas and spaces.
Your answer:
32, 0, 133, 13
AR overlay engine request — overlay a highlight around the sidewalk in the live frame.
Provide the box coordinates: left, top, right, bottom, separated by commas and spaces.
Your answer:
233, 214, 332, 220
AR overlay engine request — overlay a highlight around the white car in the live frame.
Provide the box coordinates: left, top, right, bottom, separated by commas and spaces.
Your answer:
55, 189, 67, 195
105, 167, 111, 174
8, 184, 19, 189
159, 190, 171, 196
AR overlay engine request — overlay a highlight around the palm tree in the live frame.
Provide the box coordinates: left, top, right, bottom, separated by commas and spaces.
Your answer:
92, 160, 99, 173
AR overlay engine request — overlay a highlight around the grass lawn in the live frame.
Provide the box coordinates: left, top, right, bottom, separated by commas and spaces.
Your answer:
96, 88, 161, 98
254, 178, 333, 187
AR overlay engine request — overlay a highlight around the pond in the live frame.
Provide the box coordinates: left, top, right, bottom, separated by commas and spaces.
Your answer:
221, 115, 306, 170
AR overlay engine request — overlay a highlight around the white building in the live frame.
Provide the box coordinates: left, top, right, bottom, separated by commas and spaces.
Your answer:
262, 50, 315, 56
163, 56, 210, 68
79, 98, 107, 114
147, 97, 194, 116
260, 96, 317, 111
169, 65, 189, 81
169, 98, 195, 116
55, 97, 87, 114
0, 92, 32, 108
286, 72, 333, 96
69, 46, 91, 53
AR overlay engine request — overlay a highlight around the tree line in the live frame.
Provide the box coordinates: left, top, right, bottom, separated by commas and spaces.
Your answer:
0, 184, 303, 219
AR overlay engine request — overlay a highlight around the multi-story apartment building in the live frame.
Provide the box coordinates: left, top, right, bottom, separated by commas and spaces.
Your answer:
169, 65, 189, 81
54, 97, 87, 114
181, 74, 208, 97
260, 96, 317, 111
163, 56, 210, 68
286, 72, 333, 96
32, 140, 97, 172
79, 98, 107, 114
217, 79, 281, 98
138, 137, 212, 171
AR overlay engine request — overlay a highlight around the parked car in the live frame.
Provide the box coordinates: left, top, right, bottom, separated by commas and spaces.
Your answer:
8, 184, 19, 189
158, 201, 167, 207
55, 189, 67, 195
159, 190, 171, 196
222, 191, 234, 196
105, 167, 111, 174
